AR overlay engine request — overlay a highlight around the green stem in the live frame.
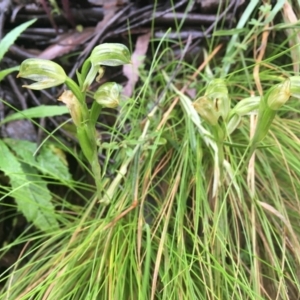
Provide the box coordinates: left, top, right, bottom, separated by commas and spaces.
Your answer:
81, 59, 91, 82
90, 101, 103, 126
65, 76, 103, 201
78, 122, 103, 201
65, 77, 85, 105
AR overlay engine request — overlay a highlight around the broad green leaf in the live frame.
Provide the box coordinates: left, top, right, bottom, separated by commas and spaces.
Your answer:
0, 66, 19, 82
19, 163, 59, 231
0, 105, 69, 125
0, 140, 59, 232
4, 139, 71, 181
0, 19, 36, 61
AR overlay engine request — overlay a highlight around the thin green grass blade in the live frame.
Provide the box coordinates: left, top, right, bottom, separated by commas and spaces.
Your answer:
0, 19, 36, 61
0, 104, 69, 125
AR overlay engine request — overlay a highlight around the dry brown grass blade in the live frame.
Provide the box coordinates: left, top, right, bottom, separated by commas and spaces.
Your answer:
250, 12, 271, 296
137, 150, 172, 264
249, 16, 271, 192
150, 163, 182, 300
123, 32, 151, 97
282, 2, 300, 74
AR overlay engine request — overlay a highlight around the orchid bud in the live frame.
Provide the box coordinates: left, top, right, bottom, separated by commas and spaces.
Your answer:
230, 96, 260, 117
57, 90, 83, 127
251, 80, 290, 147
289, 76, 300, 99
227, 96, 260, 134
94, 82, 121, 108
193, 96, 220, 126
82, 43, 131, 91
267, 79, 291, 110
250, 82, 287, 148
17, 58, 66, 90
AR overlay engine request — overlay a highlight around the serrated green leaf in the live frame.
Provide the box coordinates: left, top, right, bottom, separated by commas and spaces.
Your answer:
38, 144, 71, 181
4, 139, 71, 181
0, 140, 59, 232
18, 163, 59, 231
0, 105, 69, 125
0, 19, 36, 61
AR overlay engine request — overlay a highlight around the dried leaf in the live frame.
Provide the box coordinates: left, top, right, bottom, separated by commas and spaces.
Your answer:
123, 32, 151, 97
282, 2, 300, 74
38, 27, 94, 60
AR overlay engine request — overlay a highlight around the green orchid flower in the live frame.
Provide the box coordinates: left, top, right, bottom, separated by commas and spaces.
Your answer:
193, 96, 221, 126
17, 58, 67, 90
94, 82, 121, 108
17, 43, 132, 205
82, 43, 131, 91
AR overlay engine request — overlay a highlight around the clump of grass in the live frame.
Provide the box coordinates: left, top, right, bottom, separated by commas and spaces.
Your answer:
1, 1, 300, 300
